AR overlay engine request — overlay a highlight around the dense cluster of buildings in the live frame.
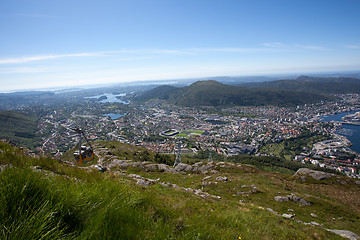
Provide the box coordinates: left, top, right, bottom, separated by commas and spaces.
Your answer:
35, 93, 360, 177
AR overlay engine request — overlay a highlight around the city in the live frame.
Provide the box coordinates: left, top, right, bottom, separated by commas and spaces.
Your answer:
35, 92, 360, 178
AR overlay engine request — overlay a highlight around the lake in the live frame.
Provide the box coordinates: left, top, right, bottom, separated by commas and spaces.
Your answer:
321, 111, 360, 153
103, 113, 127, 120
85, 93, 129, 104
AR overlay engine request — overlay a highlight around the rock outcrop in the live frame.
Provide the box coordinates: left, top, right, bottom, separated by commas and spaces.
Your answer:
326, 229, 360, 240
293, 168, 334, 181
106, 160, 248, 174
274, 193, 312, 206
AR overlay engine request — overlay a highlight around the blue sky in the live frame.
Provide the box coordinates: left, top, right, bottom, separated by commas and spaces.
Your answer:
0, 0, 359, 91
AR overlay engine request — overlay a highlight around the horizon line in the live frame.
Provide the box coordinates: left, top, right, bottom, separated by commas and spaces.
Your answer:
1, 69, 360, 93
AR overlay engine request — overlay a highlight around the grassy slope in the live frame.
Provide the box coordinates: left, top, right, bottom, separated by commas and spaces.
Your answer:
1, 141, 359, 239
0, 110, 40, 150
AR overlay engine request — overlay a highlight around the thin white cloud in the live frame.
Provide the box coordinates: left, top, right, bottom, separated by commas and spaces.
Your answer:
0, 44, 330, 66
106, 47, 278, 55
104, 49, 187, 54
294, 44, 328, 50
0, 53, 102, 64
100, 48, 273, 55
0, 47, 282, 65
261, 43, 329, 51
262, 42, 285, 48
189, 47, 275, 53
346, 45, 360, 49
0, 66, 52, 74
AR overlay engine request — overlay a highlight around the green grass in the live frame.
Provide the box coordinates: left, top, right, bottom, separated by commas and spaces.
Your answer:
0, 110, 40, 150
177, 133, 188, 138
0, 141, 357, 239
192, 130, 205, 134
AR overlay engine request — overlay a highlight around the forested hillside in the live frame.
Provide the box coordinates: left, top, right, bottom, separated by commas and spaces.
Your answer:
134, 80, 333, 107
241, 76, 360, 94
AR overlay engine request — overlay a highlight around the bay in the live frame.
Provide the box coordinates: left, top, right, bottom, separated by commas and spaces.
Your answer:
85, 93, 129, 104
321, 111, 360, 153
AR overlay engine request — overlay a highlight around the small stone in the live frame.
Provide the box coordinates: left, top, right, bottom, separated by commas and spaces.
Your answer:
203, 176, 211, 181
31, 165, 43, 170
237, 191, 248, 195
136, 179, 151, 187
282, 213, 295, 219
311, 213, 318, 218
128, 174, 143, 179
291, 195, 302, 202
266, 208, 278, 214
216, 176, 229, 182
288, 209, 294, 212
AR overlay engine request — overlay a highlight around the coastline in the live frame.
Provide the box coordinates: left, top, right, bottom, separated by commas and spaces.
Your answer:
321, 111, 360, 156
332, 133, 358, 155
341, 111, 360, 126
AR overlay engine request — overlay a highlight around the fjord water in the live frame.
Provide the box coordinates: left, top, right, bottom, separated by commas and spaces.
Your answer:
86, 93, 129, 104
321, 111, 360, 153
103, 113, 127, 120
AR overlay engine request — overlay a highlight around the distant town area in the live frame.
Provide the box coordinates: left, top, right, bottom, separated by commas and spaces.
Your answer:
29, 92, 360, 178
2, 76, 360, 178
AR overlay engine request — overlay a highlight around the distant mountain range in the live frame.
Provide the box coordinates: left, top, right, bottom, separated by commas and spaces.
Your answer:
134, 79, 335, 107
240, 75, 360, 94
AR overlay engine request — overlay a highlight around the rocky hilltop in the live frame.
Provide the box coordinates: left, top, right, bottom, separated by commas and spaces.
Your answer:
1, 140, 360, 239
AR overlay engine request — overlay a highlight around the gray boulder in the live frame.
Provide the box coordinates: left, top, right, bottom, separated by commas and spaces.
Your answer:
293, 168, 334, 181
299, 198, 312, 206
157, 164, 176, 173
175, 163, 193, 172
274, 196, 290, 202
282, 213, 295, 219
326, 229, 360, 240
288, 194, 301, 202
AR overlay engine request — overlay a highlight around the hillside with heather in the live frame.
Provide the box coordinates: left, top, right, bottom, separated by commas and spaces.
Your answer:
0, 110, 40, 150
1, 140, 359, 239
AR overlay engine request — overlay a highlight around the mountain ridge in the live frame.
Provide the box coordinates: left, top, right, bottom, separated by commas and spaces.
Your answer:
240, 75, 360, 94
134, 80, 333, 107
